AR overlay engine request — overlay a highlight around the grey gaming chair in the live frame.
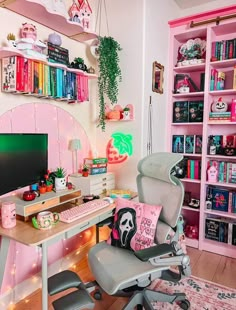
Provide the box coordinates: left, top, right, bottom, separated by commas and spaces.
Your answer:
87, 152, 191, 310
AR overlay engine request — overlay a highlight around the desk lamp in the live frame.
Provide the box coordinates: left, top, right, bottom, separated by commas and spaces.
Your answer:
69, 139, 81, 176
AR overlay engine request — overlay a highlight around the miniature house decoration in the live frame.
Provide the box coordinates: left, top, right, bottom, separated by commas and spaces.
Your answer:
68, 0, 92, 30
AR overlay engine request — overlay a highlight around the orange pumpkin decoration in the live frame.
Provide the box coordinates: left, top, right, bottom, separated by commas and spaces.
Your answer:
107, 110, 120, 120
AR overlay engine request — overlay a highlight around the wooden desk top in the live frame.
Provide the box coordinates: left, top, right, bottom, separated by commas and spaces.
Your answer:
0, 203, 115, 247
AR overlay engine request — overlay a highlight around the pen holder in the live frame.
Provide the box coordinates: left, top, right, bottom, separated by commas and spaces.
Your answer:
1, 202, 16, 229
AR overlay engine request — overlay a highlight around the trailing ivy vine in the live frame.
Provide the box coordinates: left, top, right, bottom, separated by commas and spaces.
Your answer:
97, 36, 122, 131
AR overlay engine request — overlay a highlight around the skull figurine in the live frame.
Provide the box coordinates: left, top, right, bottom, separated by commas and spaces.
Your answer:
20, 23, 37, 41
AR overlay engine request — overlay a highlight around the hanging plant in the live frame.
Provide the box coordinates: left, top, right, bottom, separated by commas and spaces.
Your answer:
97, 36, 122, 131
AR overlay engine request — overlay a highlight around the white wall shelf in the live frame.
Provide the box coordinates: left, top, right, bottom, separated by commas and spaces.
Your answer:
0, 0, 97, 42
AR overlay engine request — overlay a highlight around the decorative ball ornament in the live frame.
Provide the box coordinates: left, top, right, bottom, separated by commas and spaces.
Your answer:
211, 97, 228, 112
48, 33, 62, 46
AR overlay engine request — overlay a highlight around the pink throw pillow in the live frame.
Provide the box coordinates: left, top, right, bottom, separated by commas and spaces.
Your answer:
107, 197, 162, 251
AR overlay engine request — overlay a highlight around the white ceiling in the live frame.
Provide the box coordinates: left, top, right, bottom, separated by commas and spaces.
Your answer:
174, 0, 217, 9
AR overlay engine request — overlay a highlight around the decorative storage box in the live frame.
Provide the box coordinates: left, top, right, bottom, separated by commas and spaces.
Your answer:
69, 172, 115, 196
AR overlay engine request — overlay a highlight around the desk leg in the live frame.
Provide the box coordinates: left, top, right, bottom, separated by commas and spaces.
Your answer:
0, 237, 10, 291
41, 242, 48, 310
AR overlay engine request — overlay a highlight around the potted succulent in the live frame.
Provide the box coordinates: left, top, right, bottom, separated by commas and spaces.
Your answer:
53, 167, 67, 191
97, 36, 122, 131
82, 164, 89, 177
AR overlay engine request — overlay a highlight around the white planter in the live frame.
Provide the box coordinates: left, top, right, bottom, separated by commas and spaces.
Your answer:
55, 177, 66, 191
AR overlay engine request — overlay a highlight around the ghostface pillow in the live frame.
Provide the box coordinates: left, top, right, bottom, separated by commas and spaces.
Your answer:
107, 198, 162, 251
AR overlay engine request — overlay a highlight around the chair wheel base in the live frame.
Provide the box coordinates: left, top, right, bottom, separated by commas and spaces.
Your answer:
178, 299, 190, 310
93, 289, 102, 300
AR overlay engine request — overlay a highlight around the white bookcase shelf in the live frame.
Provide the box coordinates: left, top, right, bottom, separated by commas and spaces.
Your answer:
168, 13, 236, 258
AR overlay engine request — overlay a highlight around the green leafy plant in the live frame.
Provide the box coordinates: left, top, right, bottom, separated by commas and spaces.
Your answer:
82, 164, 89, 172
53, 167, 66, 178
98, 36, 122, 131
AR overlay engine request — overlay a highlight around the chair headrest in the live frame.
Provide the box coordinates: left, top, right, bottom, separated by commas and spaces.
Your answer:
137, 152, 183, 185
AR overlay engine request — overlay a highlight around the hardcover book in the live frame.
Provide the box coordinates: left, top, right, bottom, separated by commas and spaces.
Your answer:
84, 157, 108, 165
184, 135, 194, 154
172, 135, 184, 153
205, 218, 229, 243
189, 101, 204, 122
2, 56, 17, 92
173, 101, 189, 123
195, 135, 202, 154
211, 187, 229, 212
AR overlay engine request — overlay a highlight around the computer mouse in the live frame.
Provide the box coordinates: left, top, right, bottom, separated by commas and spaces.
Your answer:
103, 197, 114, 204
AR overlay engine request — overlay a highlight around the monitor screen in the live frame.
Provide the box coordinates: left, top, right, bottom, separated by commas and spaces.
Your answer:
0, 133, 48, 196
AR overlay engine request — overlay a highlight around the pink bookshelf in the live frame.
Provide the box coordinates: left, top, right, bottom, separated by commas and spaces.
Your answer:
168, 7, 236, 258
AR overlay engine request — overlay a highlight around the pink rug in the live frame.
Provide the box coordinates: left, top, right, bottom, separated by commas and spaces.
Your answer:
149, 275, 236, 309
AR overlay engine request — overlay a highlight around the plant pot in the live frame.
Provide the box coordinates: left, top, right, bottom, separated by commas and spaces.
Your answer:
46, 184, 53, 192
39, 186, 47, 194
82, 171, 89, 177
55, 177, 66, 191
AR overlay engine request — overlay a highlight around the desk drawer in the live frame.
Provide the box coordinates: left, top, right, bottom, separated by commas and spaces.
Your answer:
65, 217, 98, 238
25, 197, 60, 216
99, 208, 115, 222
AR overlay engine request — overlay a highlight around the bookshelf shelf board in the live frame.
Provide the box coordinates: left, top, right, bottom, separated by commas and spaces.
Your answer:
205, 181, 236, 188
182, 206, 200, 212
183, 153, 202, 157
208, 121, 236, 125
206, 154, 236, 160
172, 92, 204, 98
181, 178, 201, 184
201, 239, 236, 258
209, 89, 236, 96
173, 63, 205, 73
210, 58, 236, 69
171, 122, 203, 126
0, 48, 97, 79
204, 209, 236, 219
186, 237, 199, 249
0, 0, 97, 42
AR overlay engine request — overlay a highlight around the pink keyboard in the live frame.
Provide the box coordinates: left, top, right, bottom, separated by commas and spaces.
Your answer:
59, 199, 111, 223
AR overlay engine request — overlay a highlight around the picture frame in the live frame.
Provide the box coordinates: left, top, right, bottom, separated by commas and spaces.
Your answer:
152, 61, 164, 94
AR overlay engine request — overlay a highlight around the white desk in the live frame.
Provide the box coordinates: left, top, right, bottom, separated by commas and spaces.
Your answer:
0, 202, 115, 310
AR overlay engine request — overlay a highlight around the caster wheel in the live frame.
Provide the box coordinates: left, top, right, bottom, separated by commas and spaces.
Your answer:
179, 299, 190, 310
93, 289, 102, 300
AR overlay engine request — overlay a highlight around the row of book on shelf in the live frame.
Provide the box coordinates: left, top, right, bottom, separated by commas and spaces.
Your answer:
172, 134, 202, 154
211, 39, 236, 62
207, 134, 236, 156
207, 160, 236, 184
210, 66, 236, 91
205, 216, 236, 246
173, 100, 203, 123
1, 56, 89, 102
206, 185, 236, 213
84, 157, 108, 175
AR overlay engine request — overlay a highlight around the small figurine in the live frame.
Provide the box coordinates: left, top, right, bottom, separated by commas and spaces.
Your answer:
211, 97, 228, 112
207, 163, 218, 182
78, 0, 92, 30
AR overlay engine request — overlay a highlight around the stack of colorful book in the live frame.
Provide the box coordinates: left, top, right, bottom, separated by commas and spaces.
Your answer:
1, 56, 89, 102
84, 157, 108, 175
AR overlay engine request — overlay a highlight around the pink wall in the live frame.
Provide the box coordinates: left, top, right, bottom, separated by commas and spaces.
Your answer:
0, 102, 92, 295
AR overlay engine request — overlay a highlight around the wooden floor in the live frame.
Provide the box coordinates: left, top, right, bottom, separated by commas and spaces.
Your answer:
9, 245, 236, 310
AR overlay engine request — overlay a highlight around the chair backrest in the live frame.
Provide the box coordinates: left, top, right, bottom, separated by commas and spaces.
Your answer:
136, 152, 184, 242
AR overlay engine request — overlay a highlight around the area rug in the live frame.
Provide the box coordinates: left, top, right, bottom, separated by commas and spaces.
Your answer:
149, 275, 236, 309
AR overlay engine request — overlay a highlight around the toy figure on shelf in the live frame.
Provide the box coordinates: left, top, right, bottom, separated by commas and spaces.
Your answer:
14, 23, 47, 60
68, 0, 81, 23
6, 33, 17, 48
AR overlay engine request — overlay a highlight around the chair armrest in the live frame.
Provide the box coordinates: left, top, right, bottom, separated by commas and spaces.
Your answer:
134, 243, 174, 262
